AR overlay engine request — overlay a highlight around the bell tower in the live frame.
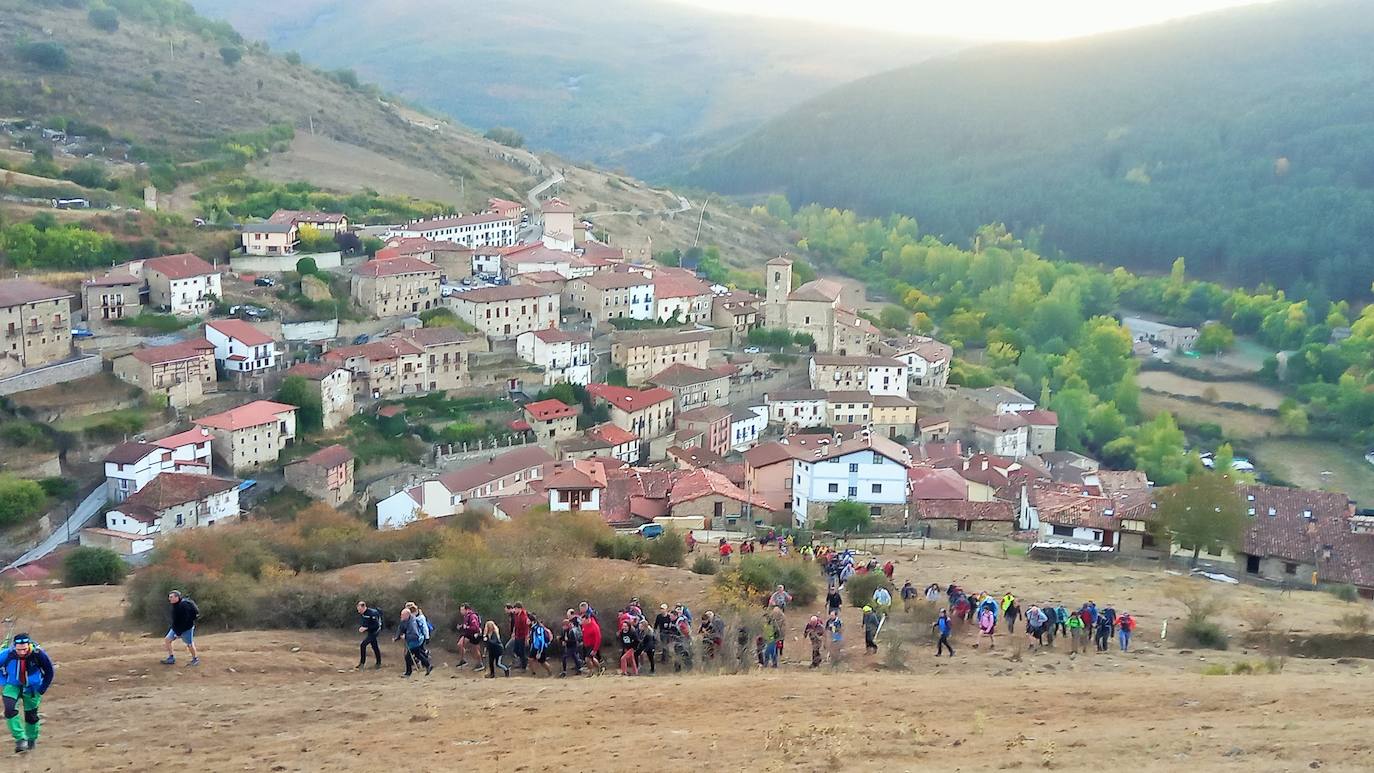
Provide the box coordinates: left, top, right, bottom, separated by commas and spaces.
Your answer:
764, 255, 792, 327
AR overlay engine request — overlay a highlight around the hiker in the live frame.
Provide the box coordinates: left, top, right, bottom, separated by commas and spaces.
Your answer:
1094, 612, 1112, 652
617, 620, 640, 675
558, 618, 584, 677
655, 604, 676, 664
872, 584, 893, 611
581, 611, 603, 673
978, 605, 996, 650
804, 615, 825, 668
933, 609, 954, 657
405, 603, 433, 659
672, 611, 694, 672
457, 604, 484, 671
1005, 599, 1021, 634
825, 585, 843, 616
1066, 608, 1087, 655
685, 531, 696, 553
1118, 612, 1135, 652
924, 583, 942, 603
761, 615, 780, 668
394, 607, 432, 678
699, 611, 724, 660
882, 561, 895, 581
1025, 605, 1047, 646
825, 609, 844, 663
768, 605, 787, 661
161, 590, 200, 666
0, 633, 53, 754
507, 602, 531, 671
482, 620, 511, 678
355, 601, 383, 670
769, 585, 793, 610
1102, 606, 1118, 638
528, 614, 554, 676
1054, 604, 1069, 637
1000, 592, 1015, 618
900, 581, 916, 612
862, 606, 881, 654
636, 619, 658, 674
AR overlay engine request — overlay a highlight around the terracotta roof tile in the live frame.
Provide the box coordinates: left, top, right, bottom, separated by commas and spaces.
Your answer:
194, 400, 296, 431
141, 253, 217, 280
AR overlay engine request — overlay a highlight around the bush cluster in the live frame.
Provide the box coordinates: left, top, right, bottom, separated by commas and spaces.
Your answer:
845, 572, 892, 609
62, 547, 127, 586
718, 555, 819, 606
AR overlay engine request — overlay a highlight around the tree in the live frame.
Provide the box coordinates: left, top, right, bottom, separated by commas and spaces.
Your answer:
295, 256, 318, 276
1129, 412, 1193, 485
1196, 322, 1235, 353
19, 41, 68, 70
220, 46, 243, 66
0, 477, 46, 527
607, 369, 628, 387
63, 547, 127, 586
1154, 472, 1246, 567
284, 51, 302, 65
822, 500, 871, 534
879, 305, 910, 331
276, 376, 322, 432
484, 127, 524, 148
88, 7, 119, 31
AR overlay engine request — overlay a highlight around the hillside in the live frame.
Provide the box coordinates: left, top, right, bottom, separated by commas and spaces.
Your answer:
188, 0, 962, 177
0, 0, 794, 268
690, 0, 1374, 298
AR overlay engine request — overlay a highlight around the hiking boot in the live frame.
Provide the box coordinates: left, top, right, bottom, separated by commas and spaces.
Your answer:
425, 664, 433, 676
373, 663, 382, 670
473, 663, 485, 672
189, 657, 200, 666
502, 665, 511, 677
14, 742, 25, 754
160, 656, 176, 665
456, 660, 467, 667
24, 740, 34, 751
401, 672, 412, 678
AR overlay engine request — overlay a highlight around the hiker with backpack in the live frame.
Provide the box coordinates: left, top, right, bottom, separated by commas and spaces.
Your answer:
635, 619, 658, 674
933, 609, 954, 657
355, 601, 383, 670
0, 633, 53, 754
580, 610, 603, 674
482, 620, 511, 678
1118, 612, 1136, 652
406, 603, 433, 660
1094, 611, 1112, 652
654, 604, 676, 664
527, 614, 554, 676
394, 607, 432, 678
507, 602, 531, 671
558, 618, 584, 677
161, 590, 200, 667
457, 604, 484, 671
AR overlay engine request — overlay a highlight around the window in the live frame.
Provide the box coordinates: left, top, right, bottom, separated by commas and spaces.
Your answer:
869, 506, 881, 518
871, 484, 882, 494
1284, 562, 1297, 575
872, 453, 884, 464
175, 514, 184, 527
827, 483, 838, 493
848, 463, 859, 473
847, 486, 857, 498
1052, 525, 1074, 537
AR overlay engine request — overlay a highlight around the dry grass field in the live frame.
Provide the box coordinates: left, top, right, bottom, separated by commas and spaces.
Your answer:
1138, 371, 1286, 410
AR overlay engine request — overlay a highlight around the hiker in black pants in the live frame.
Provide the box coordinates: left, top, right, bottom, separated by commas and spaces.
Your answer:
933, 609, 955, 657
394, 608, 432, 678
636, 619, 658, 674
355, 601, 383, 670
654, 604, 675, 664
559, 618, 584, 677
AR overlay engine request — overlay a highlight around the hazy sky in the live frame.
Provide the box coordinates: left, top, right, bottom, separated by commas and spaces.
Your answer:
672, 0, 1271, 40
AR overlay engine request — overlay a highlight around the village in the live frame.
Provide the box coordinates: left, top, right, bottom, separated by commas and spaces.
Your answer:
0, 190, 1362, 605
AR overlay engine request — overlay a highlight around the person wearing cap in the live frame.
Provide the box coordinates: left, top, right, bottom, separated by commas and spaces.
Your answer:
161, 590, 200, 666
862, 605, 881, 654
0, 633, 53, 753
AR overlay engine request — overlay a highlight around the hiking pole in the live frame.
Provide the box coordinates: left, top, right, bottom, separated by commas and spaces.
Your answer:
875, 613, 888, 637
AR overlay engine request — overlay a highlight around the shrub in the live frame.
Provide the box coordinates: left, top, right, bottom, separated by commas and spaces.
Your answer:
845, 572, 892, 609
89, 7, 120, 31
691, 555, 719, 575
1180, 619, 1228, 650
0, 476, 46, 527
644, 531, 686, 567
38, 477, 76, 499
0, 421, 47, 448
1337, 612, 1372, 635
63, 161, 109, 189
721, 555, 819, 606
1325, 583, 1359, 603
593, 534, 646, 562
295, 256, 317, 276
19, 41, 69, 70
284, 51, 301, 65
484, 127, 524, 148
62, 547, 127, 586
220, 46, 242, 66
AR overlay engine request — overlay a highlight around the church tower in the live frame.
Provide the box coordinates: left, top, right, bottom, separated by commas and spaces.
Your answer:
764, 255, 792, 327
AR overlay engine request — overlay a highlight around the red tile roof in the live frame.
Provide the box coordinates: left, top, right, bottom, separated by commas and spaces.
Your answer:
390, 327, 471, 347
492, 493, 546, 519
666, 445, 725, 468
453, 285, 554, 303
285, 362, 345, 381
116, 472, 237, 523
142, 253, 217, 280
909, 467, 969, 500
130, 339, 215, 365
83, 272, 140, 288
105, 441, 162, 465
668, 468, 769, 508
400, 212, 514, 231
206, 318, 275, 347
155, 427, 213, 449
1239, 484, 1353, 564
524, 399, 577, 421
577, 272, 653, 290
435, 446, 554, 495
351, 256, 439, 277
1017, 409, 1059, 427
588, 423, 638, 445
587, 384, 674, 412
652, 273, 713, 299
919, 500, 1016, 522
677, 405, 732, 423
649, 363, 722, 388
972, 413, 1030, 432
303, 444, 354, 469
194, 400, 297, 431
529, 327, 589, 344
544, 459, 608, 490
541, 197, 574, 214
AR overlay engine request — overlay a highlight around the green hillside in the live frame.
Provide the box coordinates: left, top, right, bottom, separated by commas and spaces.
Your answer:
690, 0, 1374, 299
188, 0, 961, 176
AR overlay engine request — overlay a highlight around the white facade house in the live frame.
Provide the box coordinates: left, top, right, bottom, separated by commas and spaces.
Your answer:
376, 446, 553, 529
102, 428, 215, 502
889, 337, 953, 389
971, 414, 1031, 459
516, 328, 592, 386
101, 472, 240, 553
205, 319, 280, 376
808, 355, 909, 397
730, 406, 768, 452
790, 436, 911, 527
970, 386, 1037, 415
472, 249, 502, 277
765, 389, 829, 429
387, 213, 518, 248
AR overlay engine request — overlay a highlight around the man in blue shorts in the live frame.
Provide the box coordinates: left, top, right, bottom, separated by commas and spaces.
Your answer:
161, 590, 200, 666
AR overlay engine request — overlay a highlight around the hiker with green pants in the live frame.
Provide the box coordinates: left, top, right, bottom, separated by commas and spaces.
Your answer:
0, 633, 54, 754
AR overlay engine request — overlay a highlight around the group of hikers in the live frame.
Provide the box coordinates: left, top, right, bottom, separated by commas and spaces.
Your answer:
925, 583, 1138, 656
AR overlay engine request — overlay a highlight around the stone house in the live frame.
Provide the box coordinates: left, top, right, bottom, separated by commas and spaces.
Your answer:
81, 273, 142, 326
971, 413, 1030, 459
283, 363, 354, 430
113, 339, 218, 408
648, 363, 729, 412
205, 319, 280, 379
138, 253, 222, 316
871, 394, 919, 439
587, 384, 676, 440
711, 290, 761, 346
386, 212, 519, 249
764, 388, 828, 429
675, 405, 732, 457
515, 327, 592, 386
917, 500, 1016, 537
375, 446, 553, 529
284, 444, 355, 508
808, 355, 908, 397
610, 328, 711, 386
567, 272, 655, 322
193, 400, 298, 473
449, 285, 559, 341
1018, 409, 1059, 455
350, 256, 442, 318
523, 399, 580, 446
92, 472, 240, 555
241, 222, 299, 256
668, 468, 774, 529
0, 279, 74, 374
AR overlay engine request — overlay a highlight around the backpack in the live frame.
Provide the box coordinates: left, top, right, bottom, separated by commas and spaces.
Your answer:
531, 624, 549, 651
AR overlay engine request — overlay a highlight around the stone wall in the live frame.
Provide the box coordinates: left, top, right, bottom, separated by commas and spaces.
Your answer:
0, 355, 102, 397
230, 251, 342, 274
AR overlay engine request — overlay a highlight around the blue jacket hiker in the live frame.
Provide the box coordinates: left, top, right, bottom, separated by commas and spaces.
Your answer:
1, 633, 54, 754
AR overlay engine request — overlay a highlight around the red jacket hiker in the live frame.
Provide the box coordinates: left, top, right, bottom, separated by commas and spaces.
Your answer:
511, 608, 530, 640
582, 615, 602, 653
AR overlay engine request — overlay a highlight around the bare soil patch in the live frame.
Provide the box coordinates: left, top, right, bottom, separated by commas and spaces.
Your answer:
1138, 370, 1285, 409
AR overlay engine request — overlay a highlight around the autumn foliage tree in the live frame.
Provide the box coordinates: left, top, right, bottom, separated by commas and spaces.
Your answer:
1154, 472, 1247, 567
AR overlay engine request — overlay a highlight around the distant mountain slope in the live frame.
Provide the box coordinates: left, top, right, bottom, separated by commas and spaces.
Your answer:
189, 0, 961, 176
690, 0, 1374, 297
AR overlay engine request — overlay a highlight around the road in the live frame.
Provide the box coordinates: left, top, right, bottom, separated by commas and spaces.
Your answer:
3, 485, 108, 572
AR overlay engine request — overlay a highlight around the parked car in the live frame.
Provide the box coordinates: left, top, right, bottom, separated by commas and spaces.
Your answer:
70, 327, 94, 339
635, 523, 664, 540
254, 276, 277, 287
352, 333, 370, 345
743, 346, 761, 354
